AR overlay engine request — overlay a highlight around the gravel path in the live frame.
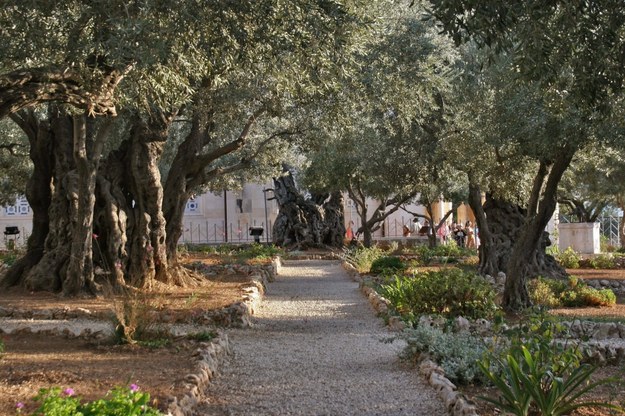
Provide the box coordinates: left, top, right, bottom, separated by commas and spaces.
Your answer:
198, 260, 446, 416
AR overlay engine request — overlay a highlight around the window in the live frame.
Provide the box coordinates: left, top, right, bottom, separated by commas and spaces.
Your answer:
185, 199, 199, 213
4, 197, 30, 216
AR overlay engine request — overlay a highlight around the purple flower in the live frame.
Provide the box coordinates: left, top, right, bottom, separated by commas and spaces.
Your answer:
16, 402, 24, 409
130, 383, 139, 392
63, 388, 75, 396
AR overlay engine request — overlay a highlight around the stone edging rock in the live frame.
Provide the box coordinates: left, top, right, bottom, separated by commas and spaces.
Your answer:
585, 278, 625, 294
167, 332, 232, 416
342, 262, 478, 416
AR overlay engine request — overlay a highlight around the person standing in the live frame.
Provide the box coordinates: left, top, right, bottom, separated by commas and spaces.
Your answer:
465, 220, 476, 249
453, 224, 466, 247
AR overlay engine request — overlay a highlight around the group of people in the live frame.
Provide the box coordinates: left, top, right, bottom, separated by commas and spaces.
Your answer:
438, 220, 477, 248
347, 217, 479, 249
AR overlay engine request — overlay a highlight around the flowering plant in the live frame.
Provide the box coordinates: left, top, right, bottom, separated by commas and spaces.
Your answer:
22, 385, 163, 415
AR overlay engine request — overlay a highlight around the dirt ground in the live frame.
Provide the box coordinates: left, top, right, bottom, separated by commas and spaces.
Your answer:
0, 255, 253, 416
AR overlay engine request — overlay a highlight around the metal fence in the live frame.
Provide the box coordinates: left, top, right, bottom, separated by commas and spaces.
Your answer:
180, 219, 274, 245
559, 215, 622, 247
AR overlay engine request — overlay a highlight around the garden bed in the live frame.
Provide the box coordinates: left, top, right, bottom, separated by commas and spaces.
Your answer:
0, 254, 268, 415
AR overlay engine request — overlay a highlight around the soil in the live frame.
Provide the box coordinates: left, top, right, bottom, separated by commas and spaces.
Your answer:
0, 254, 256, 416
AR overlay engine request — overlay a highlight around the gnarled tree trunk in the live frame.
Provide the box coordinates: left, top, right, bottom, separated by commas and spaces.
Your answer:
22, 109, 80, 291
63, 114, 112, 295
503, 151, 575, 311
468, 182, 567, 283
2, 110, 54, 288
94, 112, 173, 288
272, 169, 345, 249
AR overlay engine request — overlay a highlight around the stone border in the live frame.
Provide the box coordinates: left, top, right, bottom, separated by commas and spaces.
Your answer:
585, 278, 625, 294
342, 262, 478, 416
167, 333, 232, 416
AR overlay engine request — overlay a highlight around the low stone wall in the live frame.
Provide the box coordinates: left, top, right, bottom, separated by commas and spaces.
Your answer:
167, 333, 232, 416
0, 305, 112, 321
585, 278, 625, 294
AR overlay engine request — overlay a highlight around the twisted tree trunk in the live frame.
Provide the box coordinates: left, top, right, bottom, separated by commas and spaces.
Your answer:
503, 151, 575, 311
94, 113, 173, 288
21, 109, 80, 291
2, 110, 54, 288
62, 114, 112, 295
272, 169, 345, 249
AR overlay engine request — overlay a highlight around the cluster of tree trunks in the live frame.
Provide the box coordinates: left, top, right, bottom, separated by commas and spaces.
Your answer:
2, 108, 200, 294
2, 111, 348, 295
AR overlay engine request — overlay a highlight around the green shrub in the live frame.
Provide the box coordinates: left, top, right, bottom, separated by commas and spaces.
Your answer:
401, 324, 487, 384
24, 385, 163, 415
554, 247, 581, 269
479, 313, 622, 416
529, 277, 616, 308
379, 268, 499, 322
188, 330, 217, 342
0, 251, 18, 266
342, 246, 385, 273
236, 243, 283, 261
588, 254, 617, 269
137, 338, 171, 349
370, 256, 405, 274
600, 235, 617, 253
528, 278, 562, 308
561, 286, 616, 307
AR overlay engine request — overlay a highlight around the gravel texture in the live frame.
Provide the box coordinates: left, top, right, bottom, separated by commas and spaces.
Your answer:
198, 259, 446, 416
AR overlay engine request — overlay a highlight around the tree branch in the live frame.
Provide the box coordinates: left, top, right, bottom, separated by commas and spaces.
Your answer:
0, 65, 130, 119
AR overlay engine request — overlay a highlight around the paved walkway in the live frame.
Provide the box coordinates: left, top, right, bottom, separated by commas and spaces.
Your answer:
198, 260, 445, 416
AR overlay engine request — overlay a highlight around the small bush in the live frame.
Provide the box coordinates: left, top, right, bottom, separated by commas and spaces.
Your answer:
479, 312, 622, 416
342, 246, 385, 273
379, 268, 499, 323
410, 241, 475, 265
588, 254, 618, 269
400, 325, 487, 384
237, 243, 283, 261
0, 251, 18, 266
529, 277, 616, 308
528, 278, 562, 308
561, 286, 616, 307
188, 331, 217, 342
554, 247, 581, 268
108, 287, 164, 345
370, 256, 405, 274
137, 338, 171, 349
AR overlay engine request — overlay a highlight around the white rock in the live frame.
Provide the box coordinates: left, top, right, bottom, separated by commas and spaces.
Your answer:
454, 316, 471, 333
